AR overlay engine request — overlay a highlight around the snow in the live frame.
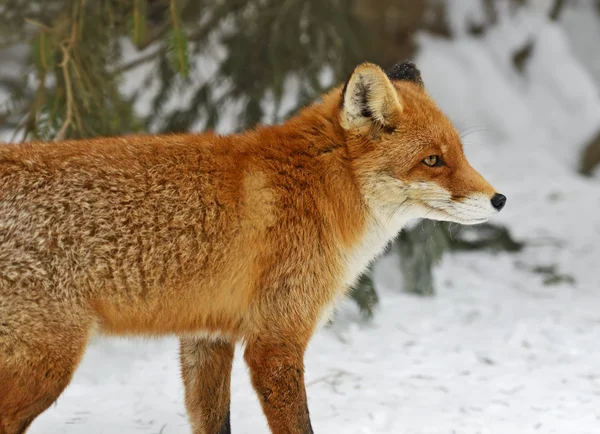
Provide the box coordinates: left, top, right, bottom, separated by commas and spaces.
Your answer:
562, 2, 600, 91
23, 2, 600, 434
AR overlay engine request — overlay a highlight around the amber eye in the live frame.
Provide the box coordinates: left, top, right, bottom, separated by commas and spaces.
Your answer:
422, 155, 444, 167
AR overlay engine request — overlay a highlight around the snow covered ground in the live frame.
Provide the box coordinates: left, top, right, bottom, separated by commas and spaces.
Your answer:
29, 247, 600, 434
26, 3, 600, 434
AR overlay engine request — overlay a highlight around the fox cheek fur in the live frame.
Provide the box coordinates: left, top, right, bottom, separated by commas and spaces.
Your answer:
340, 62, 505, 227
0, 61, 504, 434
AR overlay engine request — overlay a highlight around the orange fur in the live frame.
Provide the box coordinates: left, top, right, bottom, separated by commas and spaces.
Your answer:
180, 338, 235, 433
0, 62, 503, 433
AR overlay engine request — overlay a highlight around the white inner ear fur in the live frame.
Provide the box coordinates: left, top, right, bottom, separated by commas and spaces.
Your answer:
341, 65, 402, 130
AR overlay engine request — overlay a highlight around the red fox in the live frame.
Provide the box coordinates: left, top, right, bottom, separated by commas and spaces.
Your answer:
0, 61, 505, 434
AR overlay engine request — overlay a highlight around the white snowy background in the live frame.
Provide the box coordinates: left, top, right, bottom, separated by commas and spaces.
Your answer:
21, 1, 600, 433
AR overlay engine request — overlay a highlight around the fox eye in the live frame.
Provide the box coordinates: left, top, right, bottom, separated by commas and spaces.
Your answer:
422, 155, 444, 167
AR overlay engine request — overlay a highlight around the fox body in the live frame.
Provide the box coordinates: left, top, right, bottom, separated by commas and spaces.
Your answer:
0, 62, 505, 434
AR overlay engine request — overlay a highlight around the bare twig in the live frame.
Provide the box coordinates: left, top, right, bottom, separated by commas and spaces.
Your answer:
549, 0, 566, 21
580, 127, 600, 176
55, 18, 78, 141
21, 70, 47, 140
137, 21, 171, 50
114, 45, 164, 74
55, 45, 73, 140
24, 17, 52, 32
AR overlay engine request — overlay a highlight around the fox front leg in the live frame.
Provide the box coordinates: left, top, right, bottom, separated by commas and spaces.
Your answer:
244, 336, 314, 434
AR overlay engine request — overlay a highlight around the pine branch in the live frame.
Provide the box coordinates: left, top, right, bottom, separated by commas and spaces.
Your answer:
131, 0, 148, 47
168, 0, 189, 77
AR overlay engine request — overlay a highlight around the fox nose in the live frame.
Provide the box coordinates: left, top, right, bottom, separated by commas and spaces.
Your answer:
491, 193, 506, 211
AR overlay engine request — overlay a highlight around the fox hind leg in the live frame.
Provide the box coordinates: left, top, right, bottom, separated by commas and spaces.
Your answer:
179, 337, 235, 434
0, 305, 90, 434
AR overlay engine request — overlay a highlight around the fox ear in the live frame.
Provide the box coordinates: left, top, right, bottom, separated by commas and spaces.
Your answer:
340, 62, 402, 131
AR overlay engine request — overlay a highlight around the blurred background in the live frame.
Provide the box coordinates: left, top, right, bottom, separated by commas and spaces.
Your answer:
2, 0, 600, 433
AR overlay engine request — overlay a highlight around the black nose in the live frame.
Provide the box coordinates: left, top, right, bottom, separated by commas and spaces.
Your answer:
491, 193, 506, 211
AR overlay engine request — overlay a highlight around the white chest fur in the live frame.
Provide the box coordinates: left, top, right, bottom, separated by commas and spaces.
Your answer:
342, 207, 410, 288
316, 207, 409, 328
315, 203, 416, 328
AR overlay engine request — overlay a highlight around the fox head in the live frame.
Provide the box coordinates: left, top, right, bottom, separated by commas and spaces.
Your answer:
338, 61, 506, 226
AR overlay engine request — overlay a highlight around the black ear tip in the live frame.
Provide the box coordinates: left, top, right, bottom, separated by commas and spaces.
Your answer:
386, 61, 423, 86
